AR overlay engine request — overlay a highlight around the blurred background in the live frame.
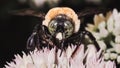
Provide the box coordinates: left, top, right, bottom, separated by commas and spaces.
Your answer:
0, 0, 120, 67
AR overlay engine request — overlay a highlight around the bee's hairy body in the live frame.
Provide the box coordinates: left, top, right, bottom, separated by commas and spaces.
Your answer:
26, 7, 100, 52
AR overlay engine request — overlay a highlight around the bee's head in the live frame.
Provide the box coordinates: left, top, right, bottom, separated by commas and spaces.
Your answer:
43, 7, 80, 40
48, 14, 74, 40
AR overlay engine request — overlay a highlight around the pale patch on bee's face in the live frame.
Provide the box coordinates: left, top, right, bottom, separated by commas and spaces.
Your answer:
42, 7, 80, 33
56, 32, 63, 40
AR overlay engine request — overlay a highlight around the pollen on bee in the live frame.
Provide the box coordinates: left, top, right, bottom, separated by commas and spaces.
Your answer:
56, 32, 63, 40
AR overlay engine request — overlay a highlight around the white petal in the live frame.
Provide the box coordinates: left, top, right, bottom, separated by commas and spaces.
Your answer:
92, 32, 101, 40
97, 40, 106, 50
105, 61, 116, 68
104, 53, 110, 60
107, 16, 114, 32
113, 28, 120, 36
99, 28, 109, 38
113, 9, 119, 16
30, 0, 46, 8
115, 35, 120, 43
98, 22, 109, 37
98, 21, 106, 29
47, 48, 56, 68
117, 56, 120, 64
106, 48, 115, 53
114, 44, 120, 53
86, 44, 97, 63
72, 44, 85, 62
66, 45, 76, 59
110, 53, 118, 60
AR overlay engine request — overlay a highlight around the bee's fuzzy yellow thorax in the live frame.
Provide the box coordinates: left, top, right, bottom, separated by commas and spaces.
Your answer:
43, 7, 80, 32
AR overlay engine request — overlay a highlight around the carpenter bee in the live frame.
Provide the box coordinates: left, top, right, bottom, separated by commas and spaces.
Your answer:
12, 7, 101, 53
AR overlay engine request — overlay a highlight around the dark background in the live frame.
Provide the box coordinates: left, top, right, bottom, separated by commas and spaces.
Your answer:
0, 0, 120, 67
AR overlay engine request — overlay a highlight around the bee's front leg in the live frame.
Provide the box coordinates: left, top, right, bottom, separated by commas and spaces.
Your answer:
82, 30, 100, 51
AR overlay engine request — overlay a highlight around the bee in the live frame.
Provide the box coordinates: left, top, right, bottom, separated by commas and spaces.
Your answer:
12, 7, 101, 53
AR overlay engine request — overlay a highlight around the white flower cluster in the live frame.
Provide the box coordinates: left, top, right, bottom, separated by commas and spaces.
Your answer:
5, 45, 116, 68
29, 0, 60, 8
86, 8, 120, 64
18, 0, 60, 8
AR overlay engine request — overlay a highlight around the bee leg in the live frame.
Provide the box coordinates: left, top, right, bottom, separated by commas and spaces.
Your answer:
71, 30, 100, 57
80, 30, 101, 64
41, 25, 55, 49
71, 32, 85, 58
59, 40, 65, 56
83, 30, 100, 51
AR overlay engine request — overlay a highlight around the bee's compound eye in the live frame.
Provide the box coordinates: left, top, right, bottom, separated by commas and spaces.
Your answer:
64, 21, 74, 38
48, 20, 57, 35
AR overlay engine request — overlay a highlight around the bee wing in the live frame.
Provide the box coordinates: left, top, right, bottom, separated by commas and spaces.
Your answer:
26, 24, 41, 51
9, 8, 45, 19
27, 32, 37, 50
77, 8, 108, 18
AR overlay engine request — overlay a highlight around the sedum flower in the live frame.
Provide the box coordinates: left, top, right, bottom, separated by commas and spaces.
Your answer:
86, 8, 120, 65
86, 13, 106, 32
5, 44, 116, 68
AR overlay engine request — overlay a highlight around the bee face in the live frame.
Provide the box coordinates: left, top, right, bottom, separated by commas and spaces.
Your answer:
48, 14, 74, 40
42, 7, 80, 40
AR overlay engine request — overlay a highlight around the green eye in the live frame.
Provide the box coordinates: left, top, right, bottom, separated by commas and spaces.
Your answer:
48, 20, 74, 38
48, 20, 57, 35
64, 21, 74, 38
